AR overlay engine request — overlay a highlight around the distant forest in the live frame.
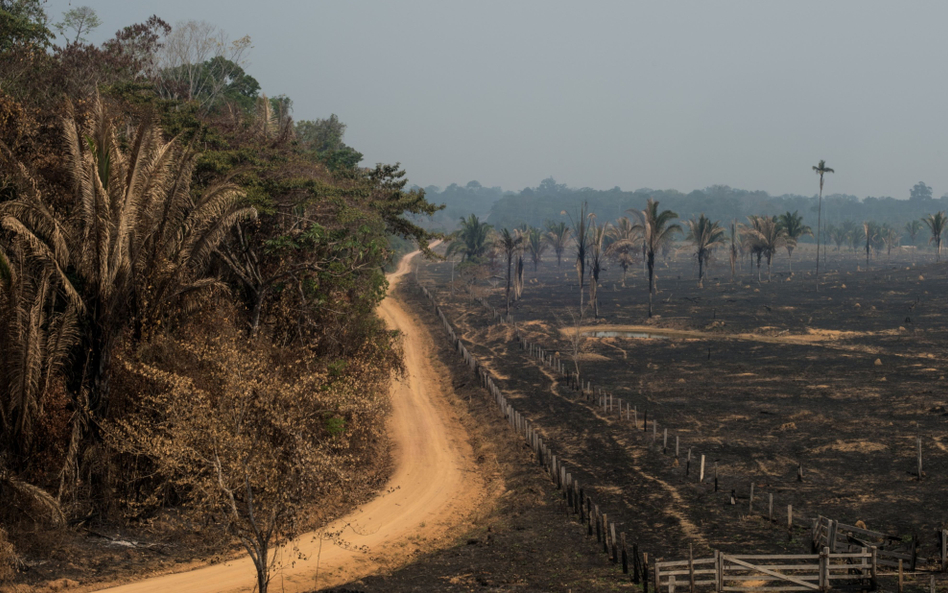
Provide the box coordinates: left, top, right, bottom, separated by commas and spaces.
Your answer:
419, 178, 948, 244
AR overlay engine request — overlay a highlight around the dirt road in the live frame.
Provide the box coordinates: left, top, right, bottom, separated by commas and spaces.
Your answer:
91, 249, 486, 593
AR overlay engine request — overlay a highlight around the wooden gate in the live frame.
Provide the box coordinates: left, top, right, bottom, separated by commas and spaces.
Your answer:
813, 515, 916, 571
655, 549, 875, 592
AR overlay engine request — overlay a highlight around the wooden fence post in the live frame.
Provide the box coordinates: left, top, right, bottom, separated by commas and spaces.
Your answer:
918, 436, 923, 480
621, 532, 629, 574
689, 543, 696, 593
603, 512, 610, 554
819, 546, 829, 592
644, 552, 650, 593
898, 558, 904, 593
768, 494, 773, 523
870, 546, 878, 589
676, 435, 680, 459
633, 543, 641, 583
699, 455, 706, 483
611, 523, 618, 563
788, 505, 793, 540
941, 528, 947, 572
749, 483, 755, 514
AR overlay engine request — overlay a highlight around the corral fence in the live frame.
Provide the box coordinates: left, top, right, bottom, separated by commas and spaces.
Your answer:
811, 516, 942, 573
655, 549, 875, 593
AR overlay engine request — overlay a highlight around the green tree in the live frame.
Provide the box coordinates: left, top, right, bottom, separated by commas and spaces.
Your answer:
905, 219, 923, 245
0, 0, 52, 51
684, 214, 725, 287
777, 210, 812, 274
629, 199, 680, 317
812, 160, 834, 290
543, 220, 571, 267
446, 214, 492, 261
53, 6, 101, 44
922, 212, 947, 261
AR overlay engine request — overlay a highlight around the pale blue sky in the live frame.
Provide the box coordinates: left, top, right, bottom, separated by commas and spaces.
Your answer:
44, 0, 948, 198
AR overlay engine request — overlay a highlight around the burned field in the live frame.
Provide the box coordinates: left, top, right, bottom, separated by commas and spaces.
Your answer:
413, 245, 948, 576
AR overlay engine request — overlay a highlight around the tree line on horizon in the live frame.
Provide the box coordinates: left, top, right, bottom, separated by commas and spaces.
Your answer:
418, 177, 948, 248
445, 188, 948, 319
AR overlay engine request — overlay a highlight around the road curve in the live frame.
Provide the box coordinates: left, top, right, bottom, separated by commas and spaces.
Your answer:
91, 249, 486, 593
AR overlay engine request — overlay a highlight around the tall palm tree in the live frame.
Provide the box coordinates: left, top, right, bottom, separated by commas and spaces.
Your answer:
923, 212, 947, 261
514, 226, 526, 301
496, 228, 522, 315
588, 221, 608, 318
629, 199, 680, 317
812, 160, 835, 290
745, 215, 787, 282
684, 214, 725, 287
447, 214, 492, 261
544, 221, 571, 267
606, 216, 641, 286
525, 226, 547, 272
777, 211, 812, 274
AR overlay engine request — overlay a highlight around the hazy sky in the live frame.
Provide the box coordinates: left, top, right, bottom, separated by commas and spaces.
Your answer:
45, 0, 948, 198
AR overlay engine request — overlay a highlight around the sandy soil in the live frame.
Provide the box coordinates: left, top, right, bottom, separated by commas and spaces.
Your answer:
88, 250, 487, 593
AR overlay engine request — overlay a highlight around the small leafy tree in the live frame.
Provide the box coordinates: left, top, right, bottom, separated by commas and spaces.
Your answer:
112, 335, 392, 593
745, 215, 786, 282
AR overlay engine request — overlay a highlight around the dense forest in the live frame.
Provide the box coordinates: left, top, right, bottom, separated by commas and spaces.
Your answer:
423, 177, 948, 247
0, 3, 438, 589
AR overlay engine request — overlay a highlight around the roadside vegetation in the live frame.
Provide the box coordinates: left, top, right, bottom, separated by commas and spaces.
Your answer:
0, 3, 438, 590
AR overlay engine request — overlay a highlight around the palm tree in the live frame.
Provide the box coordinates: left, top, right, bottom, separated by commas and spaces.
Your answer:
905, 219, 923, 263
905, 220, 923, 246
544, 221, 571, 267
728, 221, 740, 281
827, 224, 847, 253
745, 215, 787, 282
812, 160, 835, 290
0, 97, 254, 484
606, 216, 641, 286
447, 214, 493, 261
863, 221, 880, 267
684, 214, 725, 287
777, 211, 812, 274
496, 228, 522, 315
923, 212, 947, 261
588, 221, 608, 318
629, 199, 680, 317
565, 202, 591, 291
879, 225, 900, 261
525, 227, 547, 272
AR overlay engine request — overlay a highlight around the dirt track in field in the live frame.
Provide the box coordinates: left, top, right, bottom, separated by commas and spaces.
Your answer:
90, 248, 487, 593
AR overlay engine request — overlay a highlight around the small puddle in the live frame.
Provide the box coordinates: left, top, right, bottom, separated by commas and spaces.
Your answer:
583, 330, 669, 339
